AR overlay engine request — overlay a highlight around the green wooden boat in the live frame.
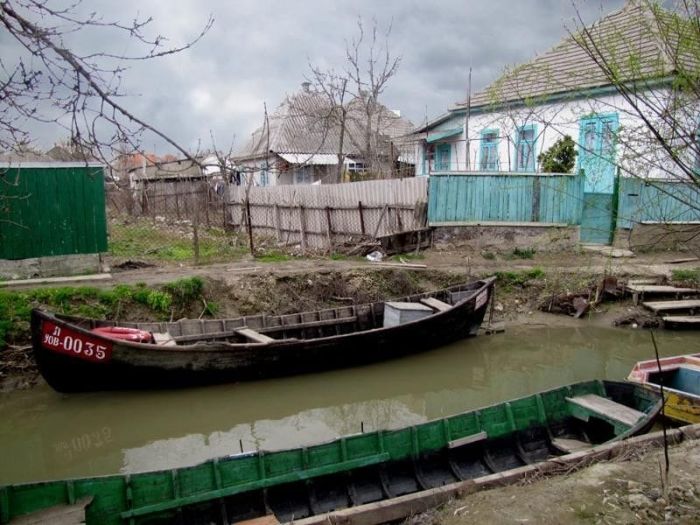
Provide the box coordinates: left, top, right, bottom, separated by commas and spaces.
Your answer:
0, 380, 660, 524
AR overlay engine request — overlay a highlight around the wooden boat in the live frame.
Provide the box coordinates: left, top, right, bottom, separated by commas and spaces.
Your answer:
0, 380, 661, 525
628, 353, 700, 424
31, 278, 496, 392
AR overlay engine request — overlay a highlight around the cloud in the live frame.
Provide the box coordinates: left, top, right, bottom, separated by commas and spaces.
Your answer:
3, 0, 625, 154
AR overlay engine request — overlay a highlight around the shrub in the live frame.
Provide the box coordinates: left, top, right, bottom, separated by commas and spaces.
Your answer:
538, 135, 577, 173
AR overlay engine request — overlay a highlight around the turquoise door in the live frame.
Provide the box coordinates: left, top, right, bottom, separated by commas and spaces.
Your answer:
435, 143, 451, 171
579, 114, 619, 244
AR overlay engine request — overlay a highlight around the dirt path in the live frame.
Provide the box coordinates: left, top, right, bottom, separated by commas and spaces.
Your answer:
411, 439, 700, 525
92, 248, 695, 290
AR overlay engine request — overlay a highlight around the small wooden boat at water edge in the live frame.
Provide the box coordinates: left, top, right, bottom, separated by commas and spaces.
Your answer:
0, 380, 661, 525
31, 278, 495, 392
628, 353, 700, 424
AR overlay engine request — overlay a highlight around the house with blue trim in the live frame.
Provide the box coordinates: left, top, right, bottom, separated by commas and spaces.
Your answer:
413, 0, 699, 246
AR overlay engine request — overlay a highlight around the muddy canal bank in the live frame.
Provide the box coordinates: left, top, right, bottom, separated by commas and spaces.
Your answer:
0, 266, 686, 392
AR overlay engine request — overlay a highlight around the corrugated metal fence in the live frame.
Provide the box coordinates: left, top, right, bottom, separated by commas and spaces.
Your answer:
228, 178, 428, 250
428, 172, 584, 225
617, 177, 700, 229
0, 164, 108, 260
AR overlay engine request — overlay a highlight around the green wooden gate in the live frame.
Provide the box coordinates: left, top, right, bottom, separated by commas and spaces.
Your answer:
0, 163, 108, 260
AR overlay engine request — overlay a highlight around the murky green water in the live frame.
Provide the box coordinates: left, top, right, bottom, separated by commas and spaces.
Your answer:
1, 325, 698, 484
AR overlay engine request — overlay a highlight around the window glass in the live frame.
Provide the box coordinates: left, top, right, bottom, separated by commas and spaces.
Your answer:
480, 130, 498, 171
516, 126, 536, 172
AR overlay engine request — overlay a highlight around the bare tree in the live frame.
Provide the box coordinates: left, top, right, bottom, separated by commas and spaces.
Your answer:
307, 68, 350, 183
345, 18, 402, 175
0, 0, 213, 165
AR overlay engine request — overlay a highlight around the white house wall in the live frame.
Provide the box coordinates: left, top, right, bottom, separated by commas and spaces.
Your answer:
417, 87, 690, 180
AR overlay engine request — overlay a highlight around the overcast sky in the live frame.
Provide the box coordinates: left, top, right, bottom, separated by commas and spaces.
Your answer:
6, 0, 626, 154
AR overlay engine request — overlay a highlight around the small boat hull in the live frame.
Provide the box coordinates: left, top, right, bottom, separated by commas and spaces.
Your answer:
628, 354, 700, 424
0, 380, 661, 525
31, 279, 495, 392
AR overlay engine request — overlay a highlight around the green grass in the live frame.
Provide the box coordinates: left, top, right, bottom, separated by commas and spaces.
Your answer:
671, 268, 700, 285
110, 222, 247, 263
495, 268, 545, 289
506, 247, 536, 260
0, 277, 214, 349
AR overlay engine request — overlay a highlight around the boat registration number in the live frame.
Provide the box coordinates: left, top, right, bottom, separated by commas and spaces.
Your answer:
475, 290, 489, 309
41, 321, 113, 363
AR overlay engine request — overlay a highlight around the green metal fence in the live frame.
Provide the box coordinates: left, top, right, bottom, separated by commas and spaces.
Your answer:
0, 163, 108, 260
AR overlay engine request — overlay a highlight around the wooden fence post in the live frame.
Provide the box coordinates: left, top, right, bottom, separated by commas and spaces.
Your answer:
358, 201, 366, 235
274, 204, 282, 242
325, 206, 333, 253
299, 205, 307, 254
246, 199, 255, 256
193, 192, 200, 264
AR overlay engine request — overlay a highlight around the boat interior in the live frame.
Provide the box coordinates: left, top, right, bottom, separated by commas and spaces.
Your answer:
57, 281, 488, 345
158, 411, 648, 524
648, 366, 700, 396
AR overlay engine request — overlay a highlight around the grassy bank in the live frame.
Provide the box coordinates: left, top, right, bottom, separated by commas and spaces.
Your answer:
0, 277, 214, 350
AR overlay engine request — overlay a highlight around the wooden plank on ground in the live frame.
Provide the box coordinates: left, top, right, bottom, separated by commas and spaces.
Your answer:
626, 285, 698, 294
643, 300, 700, 313
566, 394, 643, 427
10, 497, 92, 525
662, 316, 700, 325
666, 257, 700, 264
420, 297, 451, 312
234, 328, 275, 344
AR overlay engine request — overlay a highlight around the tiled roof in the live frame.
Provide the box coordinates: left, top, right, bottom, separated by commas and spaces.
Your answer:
456, 1, 696, 110
234, 87, 414, 161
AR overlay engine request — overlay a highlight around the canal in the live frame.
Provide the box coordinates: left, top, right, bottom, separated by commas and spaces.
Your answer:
1, 325, 698, 484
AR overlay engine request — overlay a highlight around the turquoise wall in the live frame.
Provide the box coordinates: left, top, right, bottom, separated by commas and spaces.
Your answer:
428, 172, 585, 225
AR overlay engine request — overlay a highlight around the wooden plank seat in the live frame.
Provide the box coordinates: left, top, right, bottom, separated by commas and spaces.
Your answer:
420, 297, 452, 312
551, 437, 591, 454
10, 497, 92, 525
234, 328, 276, 344
566, 394, 644, 429
447, 431, 488, 449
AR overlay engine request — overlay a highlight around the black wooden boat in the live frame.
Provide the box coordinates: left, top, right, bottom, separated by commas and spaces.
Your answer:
31, 278, 495, 392
0, 380, 661, 525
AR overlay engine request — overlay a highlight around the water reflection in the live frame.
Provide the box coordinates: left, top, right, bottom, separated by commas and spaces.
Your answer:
1, 325, 698, 483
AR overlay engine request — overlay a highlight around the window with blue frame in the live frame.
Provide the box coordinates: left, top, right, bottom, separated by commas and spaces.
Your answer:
435, 143, 451, 171
515, 124, 537, 172
479, 129, 499, 171
259, 163, 270, 186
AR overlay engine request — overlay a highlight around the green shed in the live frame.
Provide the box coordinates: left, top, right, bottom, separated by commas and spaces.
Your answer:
0, 162, 108, 260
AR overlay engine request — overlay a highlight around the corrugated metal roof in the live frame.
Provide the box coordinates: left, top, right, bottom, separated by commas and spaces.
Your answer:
454, 1, 696, 109
234, 87, 414, 161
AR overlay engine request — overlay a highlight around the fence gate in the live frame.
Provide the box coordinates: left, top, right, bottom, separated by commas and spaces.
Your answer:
579, 113, 619, 244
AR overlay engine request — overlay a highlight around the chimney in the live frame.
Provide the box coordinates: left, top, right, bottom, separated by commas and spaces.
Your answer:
301, 81, 311, 93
